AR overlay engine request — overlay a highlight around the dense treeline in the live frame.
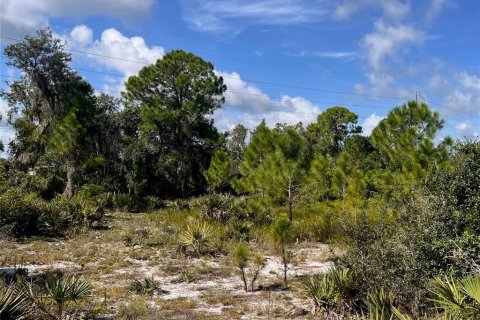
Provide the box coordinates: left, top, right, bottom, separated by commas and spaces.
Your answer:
1, 29, 479, 319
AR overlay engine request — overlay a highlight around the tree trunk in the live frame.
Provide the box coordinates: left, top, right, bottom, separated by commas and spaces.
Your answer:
282, 246, 288, 288
288, 176, 293, 222
240, 267, 248, 292
63, 159, 76, 198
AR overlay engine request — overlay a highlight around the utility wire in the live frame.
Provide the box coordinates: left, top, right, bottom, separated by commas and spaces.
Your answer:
2, 34, 478, 121
0, 35, 420, 101
0, 74, 463, 131
0, 73, 472, 125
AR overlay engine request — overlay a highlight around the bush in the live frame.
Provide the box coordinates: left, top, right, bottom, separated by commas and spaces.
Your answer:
303, 267, 354, 315
178, 223, 214, 257
42, 195, 83, 235
0, 186, 98, 237
197, 193, 235, 222
0, 188, 46, 237
130, 276, 161, 296
112, 194, 164, 213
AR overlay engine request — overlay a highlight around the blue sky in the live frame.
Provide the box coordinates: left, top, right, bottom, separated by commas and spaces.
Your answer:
1, 0, 480, 157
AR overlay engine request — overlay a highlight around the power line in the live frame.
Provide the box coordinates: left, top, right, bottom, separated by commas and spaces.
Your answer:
0, 74, 464, 131
2, 34, 477, 119
0, 34, 414, 101
0, 73, 472, 126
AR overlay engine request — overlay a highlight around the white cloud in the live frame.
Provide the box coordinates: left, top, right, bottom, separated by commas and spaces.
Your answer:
0, 0, 155, 38
70, 24, 93, 45
361, 20, 424, 71
361, 113, 384, 136
0, 100, 14, 158
294, 51, 357, 59
425, 0, 451, 23
333, 0, 410, 21
68, 26, 164, 77
443, 72, 480, 115
181, 0, 328, 34
214, 71, 321, 131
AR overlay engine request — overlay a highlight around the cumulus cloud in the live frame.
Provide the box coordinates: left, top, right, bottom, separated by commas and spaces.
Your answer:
333, 0, 410, 21
68, 25, 164, 77
0, 0, 155, 38
442, 72, 480, 116
181, 0, 328, 34
65, 25, 164, 93
361, 113, 384, 136
361, 20, 424, 71
214, 71, 321, 131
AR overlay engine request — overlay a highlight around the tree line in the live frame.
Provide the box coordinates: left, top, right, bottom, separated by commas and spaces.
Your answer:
1, 29, 452, 214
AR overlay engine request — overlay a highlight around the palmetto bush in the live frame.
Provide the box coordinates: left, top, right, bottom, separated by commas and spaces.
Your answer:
130, 276, 161, 296
303, 267, 354, 314
178, 222, 214, 256
197, 193, 235, 222
429, 275, 480, 320
43, 273, 92, 318
0, 284, 33, 320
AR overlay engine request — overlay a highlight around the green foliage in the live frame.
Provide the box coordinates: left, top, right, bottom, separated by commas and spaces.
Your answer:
371, 101, 446, 191
366, 288, 397, 320
123, 49, 226, 197
233, 243, 266, 292
303, 267, 354, 314
306, 106, 362, 157
130, 276, 161, 296
197, 193, 235, 222
204, 149, 231, 191
234, 243, 249, 292
179, 223, 214, 257
0, 187, 46, 237
429, 275, 480, 319
43, 273, 92, 317
270, 213, 294, 288
0, 284, 33, 320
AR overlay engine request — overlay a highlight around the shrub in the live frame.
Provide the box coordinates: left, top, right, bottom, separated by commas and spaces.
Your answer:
178, 223, 214, 257
43, 195, 83, 235
113, 193, 164, 213
0, 188, 46, 237
43, 274, 92, 318
197, 193, 235, 222
130, 276, 161, 296
303, 267, 354, 314
429, 275, 480, 319
0, 283, 33, 319
234, 243, 249, 292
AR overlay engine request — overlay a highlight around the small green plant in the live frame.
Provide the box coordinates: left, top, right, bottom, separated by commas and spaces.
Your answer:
130, 276, 161, 296
43, 273, 92, 318
249, 252, 266, 292
178, 223, 214, 257
234, 243, 249, 292
233, 243, 266, 292
180, 269, 195, 283
367, 288, 396, 320
270, 214, 294, 288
